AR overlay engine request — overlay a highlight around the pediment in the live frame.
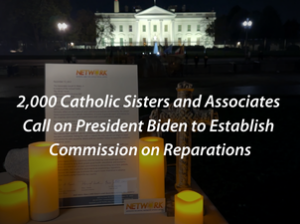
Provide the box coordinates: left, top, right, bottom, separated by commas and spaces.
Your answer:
135, 6, 176, 19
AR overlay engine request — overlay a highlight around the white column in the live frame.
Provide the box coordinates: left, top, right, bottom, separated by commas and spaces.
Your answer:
148, 20, 151, 45
160, 20, 163, 45
136, 20, 139, 46
172, 20, 175, 45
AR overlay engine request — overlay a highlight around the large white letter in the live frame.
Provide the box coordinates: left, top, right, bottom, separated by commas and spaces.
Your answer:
76, 119, 86, 131
49, 143, 59, 156
164, 143, 173, 156
147, 119, 156, 132
23, 119, 33, 132
61, 95, 70, 108
210, 119, 219, 132
181, 146, 191, 159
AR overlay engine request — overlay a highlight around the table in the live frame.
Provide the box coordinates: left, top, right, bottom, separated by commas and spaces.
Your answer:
0, 172, 227, 224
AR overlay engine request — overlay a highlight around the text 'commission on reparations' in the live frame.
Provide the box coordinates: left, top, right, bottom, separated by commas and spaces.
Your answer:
49, 143, 252, 158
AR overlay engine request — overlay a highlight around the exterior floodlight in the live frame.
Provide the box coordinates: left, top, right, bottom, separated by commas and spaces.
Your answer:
242, 18, 252, 55
58, 23, 68, 52
70, 42, 74, 46
57, 23, 68, 31
242, 18, 252, 28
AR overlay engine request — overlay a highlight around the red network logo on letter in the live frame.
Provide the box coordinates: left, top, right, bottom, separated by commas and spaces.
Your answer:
76, 70, 107, 76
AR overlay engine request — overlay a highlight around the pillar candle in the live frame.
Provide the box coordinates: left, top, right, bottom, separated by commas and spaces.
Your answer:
0, 181, 29, 224
175, 190, 204, 224
139, 137, 165, 199
28, 142, 59, 221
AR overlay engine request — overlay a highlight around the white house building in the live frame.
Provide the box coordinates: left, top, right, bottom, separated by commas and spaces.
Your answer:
95, 1, 215, 48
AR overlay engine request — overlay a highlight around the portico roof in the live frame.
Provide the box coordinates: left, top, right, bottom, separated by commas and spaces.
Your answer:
134, 6, 176, 19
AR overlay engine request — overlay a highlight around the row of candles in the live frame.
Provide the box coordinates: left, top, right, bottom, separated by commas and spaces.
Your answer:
0, 142, 58, 224
0, 137, 203, 224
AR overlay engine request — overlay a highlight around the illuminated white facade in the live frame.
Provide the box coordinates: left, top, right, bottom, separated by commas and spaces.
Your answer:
95, 1, 215, 48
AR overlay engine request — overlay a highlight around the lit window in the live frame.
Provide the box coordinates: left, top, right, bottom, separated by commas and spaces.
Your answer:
111, 38, 114, 46
129, 25, 132, 32
143, 25, 146, 32
120, 38, 123, 46
129, 38, 133, 46
164, 25, 168, 32
178, 25, 182, 32
197, 37, 200, 45
143, 38, 147, 46
178, 38, 182, 45
119, 25, 123, 32
197, 25, 200, 32
188, 37, 191, 46
187, 25, 191, 31
153, 25, 157, 32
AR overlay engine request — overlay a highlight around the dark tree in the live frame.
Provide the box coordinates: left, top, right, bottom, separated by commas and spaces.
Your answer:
227, 5, 242, 24
53, 0, 72, 15
0, 0, 18, 41
206, 21, 215, 38
227, 6, 249, 40
0, 0, 71, 45
259, 6, 283, 39
248, 10, 262, 40
74, 10, 97, 42
283, 19, 300, 39
95, 15, 115, 47
214, 15, 230, 42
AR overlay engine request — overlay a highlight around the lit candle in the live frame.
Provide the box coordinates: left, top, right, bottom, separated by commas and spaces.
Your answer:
29, 142, 59, 221
0, 181, 29, 224
139, 137, 165, 199
175, 190, 203, 224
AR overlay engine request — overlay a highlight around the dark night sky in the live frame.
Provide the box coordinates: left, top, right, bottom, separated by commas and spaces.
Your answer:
71, 0, 300, 21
